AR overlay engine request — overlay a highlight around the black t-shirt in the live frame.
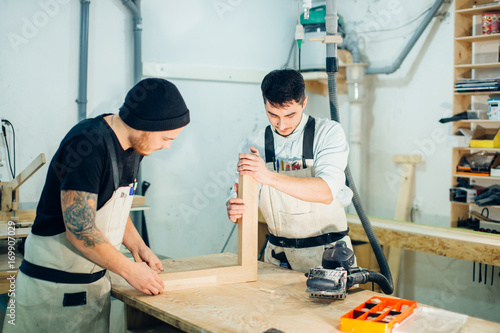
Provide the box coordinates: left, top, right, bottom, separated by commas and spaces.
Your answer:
32, 114, 143, 236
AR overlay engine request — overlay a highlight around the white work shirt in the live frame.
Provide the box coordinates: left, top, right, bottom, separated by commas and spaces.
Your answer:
232, 113, 353, 206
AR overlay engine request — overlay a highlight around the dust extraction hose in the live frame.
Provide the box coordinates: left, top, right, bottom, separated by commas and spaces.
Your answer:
327, 72, 394, 294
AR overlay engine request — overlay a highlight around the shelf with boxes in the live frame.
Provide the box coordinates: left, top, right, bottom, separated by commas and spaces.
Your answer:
450, 1, 500, 232
450, 145, 500, 231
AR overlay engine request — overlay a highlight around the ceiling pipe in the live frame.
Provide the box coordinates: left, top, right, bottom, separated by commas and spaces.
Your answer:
76, 0, 90, 121
366, 0, 445, 75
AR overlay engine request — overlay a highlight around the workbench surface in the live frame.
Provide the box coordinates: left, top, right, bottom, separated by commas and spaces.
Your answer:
110, 253, 500, 333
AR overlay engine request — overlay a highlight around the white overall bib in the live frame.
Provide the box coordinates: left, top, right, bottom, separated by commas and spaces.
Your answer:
260, 117, 355, 273
4, 122, 138, 333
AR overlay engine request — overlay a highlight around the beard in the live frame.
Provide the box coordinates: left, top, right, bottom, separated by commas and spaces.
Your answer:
129, 132, 151, 156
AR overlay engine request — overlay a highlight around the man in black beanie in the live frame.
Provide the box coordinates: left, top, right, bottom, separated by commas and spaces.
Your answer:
5, 78, 190, 333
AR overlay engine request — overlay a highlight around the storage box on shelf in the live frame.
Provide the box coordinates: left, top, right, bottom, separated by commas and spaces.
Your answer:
451, 1, 500, 229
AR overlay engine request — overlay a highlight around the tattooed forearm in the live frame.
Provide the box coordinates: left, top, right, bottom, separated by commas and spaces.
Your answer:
61, 190, 108, 248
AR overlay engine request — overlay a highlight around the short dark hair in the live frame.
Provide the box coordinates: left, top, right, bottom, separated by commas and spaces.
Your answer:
261, 69, 305, 108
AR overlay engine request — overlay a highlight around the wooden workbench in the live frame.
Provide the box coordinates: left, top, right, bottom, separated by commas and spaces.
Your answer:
346, 214, 500, 266
110, 253, 500, 333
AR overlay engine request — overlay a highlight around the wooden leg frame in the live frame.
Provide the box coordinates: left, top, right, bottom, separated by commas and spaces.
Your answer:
160, 174, 259, 291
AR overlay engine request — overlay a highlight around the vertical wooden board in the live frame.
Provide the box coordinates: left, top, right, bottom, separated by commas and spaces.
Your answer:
450, 202, 470, 228
11, 153, 46, 190
452, 95, 470, 118
237, 174, 258, 269
1, 186, 12, 212
352, 243, 371, 269
394, 164, 415, 222
452, 148, 464, 178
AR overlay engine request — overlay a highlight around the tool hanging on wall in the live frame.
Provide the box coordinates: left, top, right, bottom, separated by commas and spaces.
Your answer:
473, 262, 496, 286
1, 119, 16, 180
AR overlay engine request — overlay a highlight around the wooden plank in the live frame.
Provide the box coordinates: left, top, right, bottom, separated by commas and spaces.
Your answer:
347, 215, 500, 266
387, 155, 421, 294
0, 242, 23, 294
456, 3, 500, 15
1, 185, 13, 212
394, 163, 415, 222
0, 224, 31, 239
111, 253, 500, 333
0, 272, 18, 295
392, 155, 422, 164
10, 153, 46, 190
237, 174, 258, 268
0, 154, 45, 212
0, 209, 36, 222
132, 195, 146, 207
456, 34, 500, 42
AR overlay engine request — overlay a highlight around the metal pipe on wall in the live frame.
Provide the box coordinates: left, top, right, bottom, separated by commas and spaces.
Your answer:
366, 0, 445, 75
325, 0, 393, 294
325, 0, 338, 64
122, 0, 142, 84
122, 0, 146, 244
76, 0, 90, 122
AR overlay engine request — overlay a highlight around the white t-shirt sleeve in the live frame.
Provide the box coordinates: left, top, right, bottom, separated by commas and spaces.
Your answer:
313, 120, 353, 206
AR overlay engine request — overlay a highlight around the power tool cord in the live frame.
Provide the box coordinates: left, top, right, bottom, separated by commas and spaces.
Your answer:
327, 71, 394, 294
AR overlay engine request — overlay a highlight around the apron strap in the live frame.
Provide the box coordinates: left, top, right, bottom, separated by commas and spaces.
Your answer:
265, 125, 275, 163
268, 228, 349, 249
20, 259, 106, 284
264, 116, 315, 165
99, 119, 120, 191
302, 116, 315, 167
133, 152, 141, 179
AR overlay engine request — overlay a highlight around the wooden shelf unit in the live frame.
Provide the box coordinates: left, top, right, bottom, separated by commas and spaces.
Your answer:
455, 3, 500, 15
454, 91, 500, 95
456, 33, 500, 42
451, 0, 500, 227
455, 120, 500, 125
453, 173, 500, 180
455, 62, 500, 69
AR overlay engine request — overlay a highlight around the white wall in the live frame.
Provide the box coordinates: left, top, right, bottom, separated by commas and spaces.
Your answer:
0, 0, 133, 205
1, 0, 499, 324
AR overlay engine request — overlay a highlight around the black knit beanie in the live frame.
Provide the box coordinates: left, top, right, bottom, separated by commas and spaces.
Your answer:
119, 78, 190, 131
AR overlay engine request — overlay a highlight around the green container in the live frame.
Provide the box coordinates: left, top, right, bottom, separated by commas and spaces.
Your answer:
300, 5, 326, 25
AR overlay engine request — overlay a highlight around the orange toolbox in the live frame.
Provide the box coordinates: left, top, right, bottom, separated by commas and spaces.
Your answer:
340, 296, 417, 333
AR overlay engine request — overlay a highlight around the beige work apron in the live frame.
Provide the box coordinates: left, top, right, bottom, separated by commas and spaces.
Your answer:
260, 161, 355, 273
4, 184, 135, 333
